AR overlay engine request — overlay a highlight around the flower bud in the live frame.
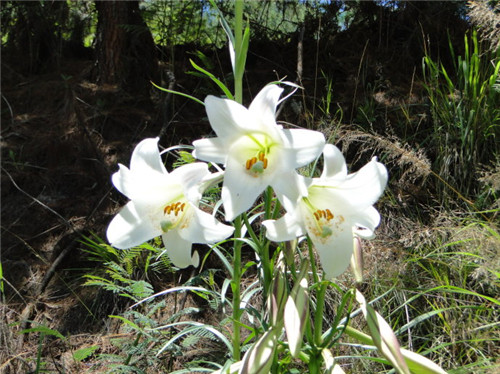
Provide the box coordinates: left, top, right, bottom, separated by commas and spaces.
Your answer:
350, 236, 364, 283
283, 239, 297, 266
321, 348, 346, 374
239, 327, 280, 374
355, 290, 410, 374
284, 263, 309, 358
267, 256, 287, 326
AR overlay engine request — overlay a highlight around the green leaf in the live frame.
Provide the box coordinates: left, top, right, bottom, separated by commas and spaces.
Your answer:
190, 59, 234, 100
109, 315, 142, 332
151, 81, 204, 106
156, 321, 233, 357
234, 23, 250, 80
73, 345, 99, 362
129, 280, 154, 300
20, 325, 66, 340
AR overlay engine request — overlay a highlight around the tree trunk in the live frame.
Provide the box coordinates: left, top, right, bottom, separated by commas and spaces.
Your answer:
94, 1, 158, 94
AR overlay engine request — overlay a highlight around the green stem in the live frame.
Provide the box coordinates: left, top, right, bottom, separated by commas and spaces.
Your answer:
261, 186, 274, 297
242, 213, 259, 245
308, 351, 321, 374
230, 0, 244, 362
36, 333, 44, 373
343, 325, 373, 345
229, 0, 245, 362
124, 333, 142, 365
232, 215, 242, 361
263, 186, 273, 220
307, 236, 319, 284
234, 0, 244, 104
242, 213, 271, 297
314, 281, 328, 346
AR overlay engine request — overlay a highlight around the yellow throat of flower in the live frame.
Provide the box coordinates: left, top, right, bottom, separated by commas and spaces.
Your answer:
245, 151, 269, 175
161, 200, 188, 232
303, 197, 344, 239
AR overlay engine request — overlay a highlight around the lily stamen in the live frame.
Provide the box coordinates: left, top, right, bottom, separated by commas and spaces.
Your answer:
245, 152, 269, 172
164, 201, 187, 216
313, 209, 334, 222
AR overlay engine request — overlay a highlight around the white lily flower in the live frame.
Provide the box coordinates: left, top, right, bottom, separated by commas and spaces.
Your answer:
107, 138, 234, 269
193, 84, 326, 221
263, 144, 388, 278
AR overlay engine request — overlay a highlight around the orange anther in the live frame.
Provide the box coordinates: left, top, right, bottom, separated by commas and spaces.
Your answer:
164, 205, 172, 214
181, 203, 186, 211
326, 209, 333, 220
263, 158, 268, 169
246, 159, 251, 170
251, 157, 257, 166
258, 152, 265, 161
314, 211, 320, 220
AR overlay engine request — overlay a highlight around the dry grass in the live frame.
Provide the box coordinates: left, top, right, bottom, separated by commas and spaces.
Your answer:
467, 1, 500, 52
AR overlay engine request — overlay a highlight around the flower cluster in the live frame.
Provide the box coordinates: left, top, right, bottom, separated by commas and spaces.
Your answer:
107, 84, 388, 278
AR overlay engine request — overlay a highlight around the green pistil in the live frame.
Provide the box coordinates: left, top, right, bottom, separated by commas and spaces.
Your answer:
302, 197, 314, 211
321, 226, 333, 238
161, 220, 174, 233
251, 160, 265, 174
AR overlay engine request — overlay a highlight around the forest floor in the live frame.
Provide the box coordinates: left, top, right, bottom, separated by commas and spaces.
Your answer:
1, 31, 499, 373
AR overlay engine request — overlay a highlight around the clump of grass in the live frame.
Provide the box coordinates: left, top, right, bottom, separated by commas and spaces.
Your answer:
368, 211, 500, 372
422, 30, 500, 206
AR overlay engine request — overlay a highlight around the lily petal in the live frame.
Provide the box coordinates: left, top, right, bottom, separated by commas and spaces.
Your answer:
353, 206, 381, 239
248, 84, 283, 127
204, 95, 252, 138
221, 153, 270, 220
107, 201, 161, 249
281, 129, 325, 167
272, 172, 310, 213
112, 163, 170, 201
337, 158, 388, 206
321, 144, 347, 179
113, 167, 184, 207
178, 207, 235, 244
130, 137, 168, 175
162, 230, 199, 268
170, 162, 210, 203
311, 217, 354, 279
111, 163, 135, 198
263, 212, 305, 242
310, 158, 387, 213
192, 137, 228, 164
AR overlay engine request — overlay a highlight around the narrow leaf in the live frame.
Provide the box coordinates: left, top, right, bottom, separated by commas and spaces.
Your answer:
151, 81, 204, 106
190, 59, 234, 99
